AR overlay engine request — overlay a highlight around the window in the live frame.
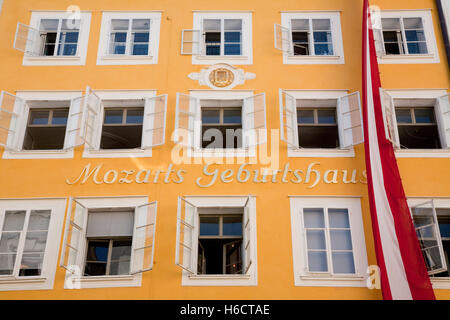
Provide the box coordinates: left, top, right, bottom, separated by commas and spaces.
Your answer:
97, 12, 162, 65
380, 90, 450, 151
198, 212, 243, 275
175, 91, 266, 156
410, 199, 450, 281
175, 196, 257, 286
13, 11, 91, 66
60, 197, 157, 289
372, 10, 440, 64
290, 197, 368, 287
201, 101, 243, 149
279, 90, 364, 156
0, 198, 66, 291
275, 12, 345, 64
0, 91, 85, 159
23, 108, 69, 150
81, 89, 167, 158
181, 12, 253, 65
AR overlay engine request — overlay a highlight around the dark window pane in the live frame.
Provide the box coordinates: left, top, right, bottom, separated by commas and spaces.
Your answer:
200, 217, 220, 236
405, 30, 426, 42
384, 42, 401, 55
438, 215, 450, 239
86, 241, 109, 262
205, 32, 221, 43
223, 216, 242, 236
84, 262, 107, 276
100, 124, 143, 149
398, 125, 441, 149
114, 32, 127, 42
19, 253, 44, 276
30, 111, 49, 125
298, 126, 340, 148
292, 31, 308, 42
126, 109, 144, 124
297, 110, 314, 124
225, 32, 240, 42
114, 45, 126, 54
202, 110, 220, 124
104, 110, 123, 124
395, 109, 412, 123
225, 240, 242, 274
65, 32, 79, 43
61, 44, 77, 56
223, 109, 242, 124
133, 32, 149, 43
407, 42, 428, 54
383, 31, 400, 42
224, 44, 241, 55
317, 109, 336, 124
314, 43, 333, 55
206, 46, 220, 55
132, 44, 149, 55
414, 108, 435, 123
313, 31, 332, 43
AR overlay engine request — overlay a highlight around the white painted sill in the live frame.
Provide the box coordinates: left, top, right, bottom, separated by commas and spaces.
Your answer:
101, 55, 154, 60
430, 277, 450, 289
195, 55, 249, 60
287, 147, 355, 158
82, 148, 152, 159
24, 56, 81, 61
2, 149, 74, 159
380, 54, 434, 60
299, 274, 365, 281
0, 276, 47, 284
78, 275, 135, 282
287, 55, 341, 60
188, 274, 251, 280
395, 149, 450, 158
189, 147, 257, 158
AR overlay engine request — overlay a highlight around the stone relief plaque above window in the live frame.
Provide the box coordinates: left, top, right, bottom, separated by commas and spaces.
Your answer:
188, 64, 255, 90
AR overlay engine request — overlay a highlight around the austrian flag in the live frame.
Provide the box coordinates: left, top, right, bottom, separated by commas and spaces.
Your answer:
362, 0, 436, 300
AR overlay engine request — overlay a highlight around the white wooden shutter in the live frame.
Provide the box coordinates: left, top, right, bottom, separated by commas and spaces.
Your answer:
14, 23, 41, 55
337, 91, 364, 148
274, 24, 293, 55
279, 89, 298, 148
181, 29, 201, 55
64, 95, 86, 150
60, 198, 88, 273
81, 87, 102, 149
142, 95, 167, 148
174, 93, 198, 147
130, 201, 158, 274
0, 91, 25, 151
175, 197, 197, 274
435, 94, 450, 149
373, 28, 385, 57
243, 196, 253, 275
380, 88, 400, 149
411, 200, 448, 275
244, 93, 267, 148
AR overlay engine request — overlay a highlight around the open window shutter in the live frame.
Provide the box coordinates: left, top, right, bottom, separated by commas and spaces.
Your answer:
181, 29, 201, 55
81, 87, 102, 149
243, 196, 252, 275
130, 201, 158, 274
373, 28, 385, 57
64, 95, 86, 150
0, 91, 25, 151
175, 93, 198, 148
279, 89, 298, 148
337, 91, 364, 148
175, 197, 197, 274
14, 23, 41, 55
411, 200, 448, 275
244, 93, 267, 148
60, 198, 88, 273
274, 24, 293, 55
380, 88, 400, 149
142, 95, 167, 149
435, 94, 450, 149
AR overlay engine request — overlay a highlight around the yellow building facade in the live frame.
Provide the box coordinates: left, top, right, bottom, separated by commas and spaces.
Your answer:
0, 0, 448, 300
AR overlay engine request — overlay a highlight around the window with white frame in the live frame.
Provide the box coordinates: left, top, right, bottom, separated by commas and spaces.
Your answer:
97, 12, 161, 65
275, 12, 345, 64
174, 91, 266, 154
13, 11, 91, 66
290, 197, 368, 287
175, 196, 257, 286
380, 90, 450, 151
81, 89, 167, 158
60, 197, 157, 288
372, 10, 440, 64
279, 90, 364, 154
181, 12, 252, 65
0, 198, 65, 291
0, 91, 85, 158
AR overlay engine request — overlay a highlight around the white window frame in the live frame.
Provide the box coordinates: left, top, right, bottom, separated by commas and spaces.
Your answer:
176, 90, 265, 158
82, 90, 164, 159
373, 10, 440, 64
96, 11, 162, 65
188, 11, 253, 65
289, 196, 369, 287
1, 91, 85, 159
61, 196, 154, 289
407, 198, 450, 289
176, 195, 257, 286
279, 11, 345, 65
0, 198, 66, 291
17, 11, 91, 66
280, 90, 359, 158
381, 89, 450, 158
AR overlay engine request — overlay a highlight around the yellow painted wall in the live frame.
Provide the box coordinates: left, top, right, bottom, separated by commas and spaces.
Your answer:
0, 0, 448, 299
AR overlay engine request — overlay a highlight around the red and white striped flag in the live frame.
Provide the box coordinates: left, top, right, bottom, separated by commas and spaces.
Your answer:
362, 0, 435, 300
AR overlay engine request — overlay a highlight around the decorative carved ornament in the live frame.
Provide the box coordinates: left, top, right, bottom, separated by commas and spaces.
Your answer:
188, 63, 255, 90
